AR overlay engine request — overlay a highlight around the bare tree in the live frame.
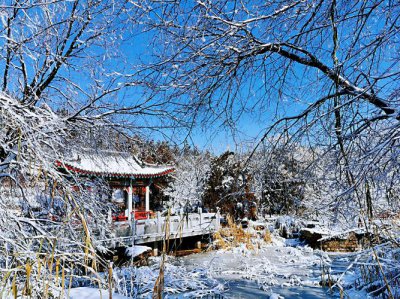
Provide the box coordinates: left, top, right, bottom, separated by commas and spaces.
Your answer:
0, 0, 399, 296
135, 4, 400, 295
138, 1, 399, 119
136, 0, 400, 213
0, 1, 183, 296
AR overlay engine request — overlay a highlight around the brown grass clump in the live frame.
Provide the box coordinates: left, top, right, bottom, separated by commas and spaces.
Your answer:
212, 231, 229, 250
213, 215, 255, 250
263, 230, 272, 243
212, 215, 273, 251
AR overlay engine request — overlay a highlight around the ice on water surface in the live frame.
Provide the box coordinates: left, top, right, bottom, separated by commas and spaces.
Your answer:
111, 237, 340, 298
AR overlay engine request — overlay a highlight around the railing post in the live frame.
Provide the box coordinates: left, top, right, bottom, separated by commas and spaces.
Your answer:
131, 218, 136, 252
169, 215, 172, 237
179, 208, 186, 232
198, 208, 202, 229
157, 211, 161, 234
127, 181, 133, 221
188, 213, 192, 230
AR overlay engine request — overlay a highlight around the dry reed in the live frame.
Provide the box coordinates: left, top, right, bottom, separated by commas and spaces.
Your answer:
212, 215, 271, 251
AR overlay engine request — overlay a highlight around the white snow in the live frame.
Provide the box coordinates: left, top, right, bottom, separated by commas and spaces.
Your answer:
269, 293, 284, 299
66, 287, 129, 299
125, 245, 152, 257
317, 227, 366, 242
61, 151, 174, 177
164, 152, 210, 209
111, 234, 333, 298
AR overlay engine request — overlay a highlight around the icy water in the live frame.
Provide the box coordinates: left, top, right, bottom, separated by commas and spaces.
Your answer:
223, 282, 333, 299
111, 240, 355, 298
166, 241, 351, 299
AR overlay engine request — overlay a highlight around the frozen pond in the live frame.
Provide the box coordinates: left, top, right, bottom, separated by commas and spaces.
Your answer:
112, 239, 355, 298
221, 282, 333, 299
170, 242, 337, 298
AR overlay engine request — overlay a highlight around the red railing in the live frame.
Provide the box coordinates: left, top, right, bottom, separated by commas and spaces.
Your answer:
112, 210, 154, 221
134, 211, 154, 220
112, 214, 128, 221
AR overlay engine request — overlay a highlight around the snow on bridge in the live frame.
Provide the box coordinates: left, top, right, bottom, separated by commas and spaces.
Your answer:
102, 210, 221, 247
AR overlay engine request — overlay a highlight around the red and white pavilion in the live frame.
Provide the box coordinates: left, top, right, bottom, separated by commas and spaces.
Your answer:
57, 151, 174, 221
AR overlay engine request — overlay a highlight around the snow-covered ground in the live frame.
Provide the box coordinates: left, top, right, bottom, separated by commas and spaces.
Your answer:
107, 236, 348, 298
173, 238, 331, 298
66, 216, 399, 298
68, 236, 397, 298
66, 216, 400, 298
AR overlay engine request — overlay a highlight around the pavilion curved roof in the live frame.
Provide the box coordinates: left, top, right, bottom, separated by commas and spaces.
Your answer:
56, 151, 174, 179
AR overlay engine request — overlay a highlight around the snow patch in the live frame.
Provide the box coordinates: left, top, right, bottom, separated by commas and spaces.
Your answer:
67, 287, 128, 299
125, 245, 152, 257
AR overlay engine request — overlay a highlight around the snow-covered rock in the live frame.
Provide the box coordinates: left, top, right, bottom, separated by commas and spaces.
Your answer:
125, 245, 152, 257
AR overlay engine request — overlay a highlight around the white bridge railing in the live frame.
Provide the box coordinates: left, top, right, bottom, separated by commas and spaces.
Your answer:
110, 210, 221, 245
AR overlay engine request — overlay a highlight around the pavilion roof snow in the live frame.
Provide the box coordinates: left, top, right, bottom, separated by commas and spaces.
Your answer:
56, 151, 174, 178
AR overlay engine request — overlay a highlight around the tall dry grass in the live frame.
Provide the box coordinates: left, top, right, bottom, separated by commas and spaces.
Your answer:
213, 215, 271, 251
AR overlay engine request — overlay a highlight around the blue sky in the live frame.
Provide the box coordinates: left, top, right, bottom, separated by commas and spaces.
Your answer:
88, 2, 398, 155
117, 30, 311, 154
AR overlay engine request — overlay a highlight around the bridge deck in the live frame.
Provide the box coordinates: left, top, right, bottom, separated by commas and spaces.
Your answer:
101, 211, 221, 247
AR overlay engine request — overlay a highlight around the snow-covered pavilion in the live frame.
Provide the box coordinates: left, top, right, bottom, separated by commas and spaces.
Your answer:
56, 151, 174, 221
